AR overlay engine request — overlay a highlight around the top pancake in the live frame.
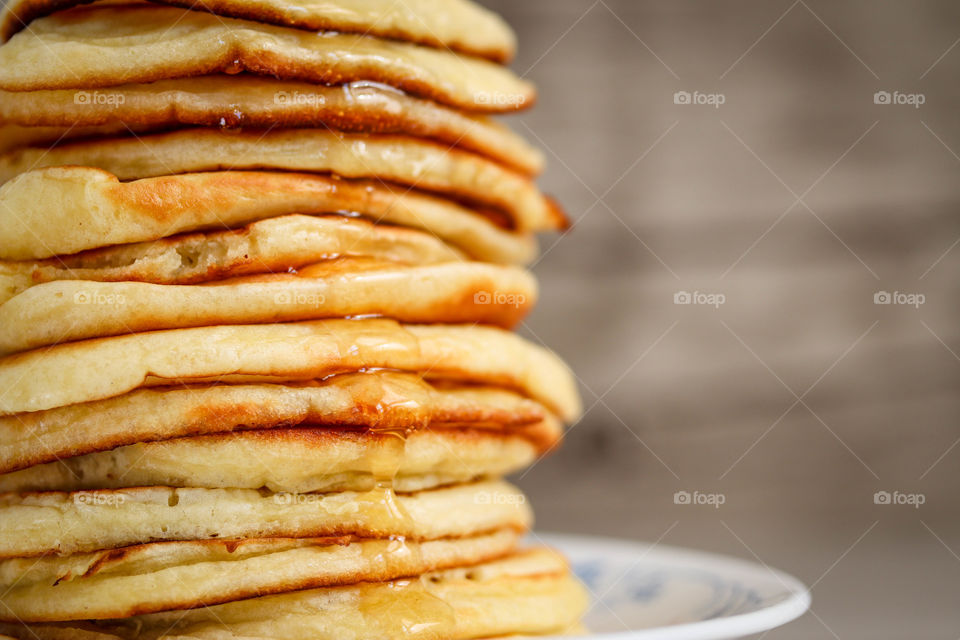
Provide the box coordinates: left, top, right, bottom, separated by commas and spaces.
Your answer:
0, 0, 517, 63
0, 4, 533, 112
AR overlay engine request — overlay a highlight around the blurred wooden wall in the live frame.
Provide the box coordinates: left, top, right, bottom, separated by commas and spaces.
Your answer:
480, 1, 960, 637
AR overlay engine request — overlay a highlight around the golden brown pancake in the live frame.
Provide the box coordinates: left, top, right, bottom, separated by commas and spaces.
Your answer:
0, 129, 565, 231
0, 318, 582, 420
0, 0, 517, 63
0, 77, 543, 174
0, 4, 533, 112
0, 260, 538, 354
1, 214, 468, 299
0, 549, 587, 639
0, 480, 531, 557
0, 168, 538, 264
0, 372, 557, 475
0, 426, 554, 493
0, 530, 520, 622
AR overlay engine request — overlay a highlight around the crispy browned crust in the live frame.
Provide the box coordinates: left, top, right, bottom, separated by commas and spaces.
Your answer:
545, 194, 573, 231
0, 0, 515, 63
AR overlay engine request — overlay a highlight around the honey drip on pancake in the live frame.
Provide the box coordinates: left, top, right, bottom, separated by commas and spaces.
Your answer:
357, 427, 409, 527
357, 575, 457, 637
351, 373, 456, 629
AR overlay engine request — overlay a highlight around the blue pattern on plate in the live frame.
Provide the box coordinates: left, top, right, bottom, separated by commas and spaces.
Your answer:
572, 557, 772, 618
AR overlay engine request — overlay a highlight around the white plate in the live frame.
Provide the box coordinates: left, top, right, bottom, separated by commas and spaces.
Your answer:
534, 533, 810, 639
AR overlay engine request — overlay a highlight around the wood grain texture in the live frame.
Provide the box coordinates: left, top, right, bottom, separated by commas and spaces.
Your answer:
484, 1, 960, 636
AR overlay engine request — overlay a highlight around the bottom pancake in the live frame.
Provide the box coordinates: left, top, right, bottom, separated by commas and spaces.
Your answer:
0, 549, 586, 639
0, 529, 519, 622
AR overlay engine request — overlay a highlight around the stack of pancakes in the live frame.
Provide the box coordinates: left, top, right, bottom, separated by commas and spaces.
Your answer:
0, 0, 586, 637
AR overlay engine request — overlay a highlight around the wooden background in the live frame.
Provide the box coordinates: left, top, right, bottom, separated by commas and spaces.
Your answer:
478, 1, 960, 637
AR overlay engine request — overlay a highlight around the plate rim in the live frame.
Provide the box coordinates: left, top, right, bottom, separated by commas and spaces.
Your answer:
534, 532, 811, 640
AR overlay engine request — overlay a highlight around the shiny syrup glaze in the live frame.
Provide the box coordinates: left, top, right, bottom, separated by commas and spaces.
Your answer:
352, 376, 459, 631
351, 427, 456, 632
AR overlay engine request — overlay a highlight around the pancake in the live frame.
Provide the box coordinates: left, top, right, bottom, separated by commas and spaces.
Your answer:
0, 130, 565, 231
0, 0, 517, 63
0, 529, 519, 621
0, 4, 533, 112
0, 318, 582, 420
0, 372, 556, 475
0, 426, 554, 493
0, 77, 543, 174
0, 168, 537, 264
0, 480, 531, 557
0, 549, 586, 639
0, 260, 538, 354
1, 213, 467, 298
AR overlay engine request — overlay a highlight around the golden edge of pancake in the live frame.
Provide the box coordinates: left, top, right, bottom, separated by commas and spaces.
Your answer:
0, 168, 540, 264
0, 530, 523, 621
0, 372, 559, 474
0, 480, 534, 557
0, 550, 586, 639
0, 261, 539, 354
0, 129, 569, 232
0, 78, 544, 174
0, 318, 583, 421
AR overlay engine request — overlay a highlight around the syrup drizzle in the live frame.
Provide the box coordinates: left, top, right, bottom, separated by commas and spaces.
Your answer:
353, 376, 457, 633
